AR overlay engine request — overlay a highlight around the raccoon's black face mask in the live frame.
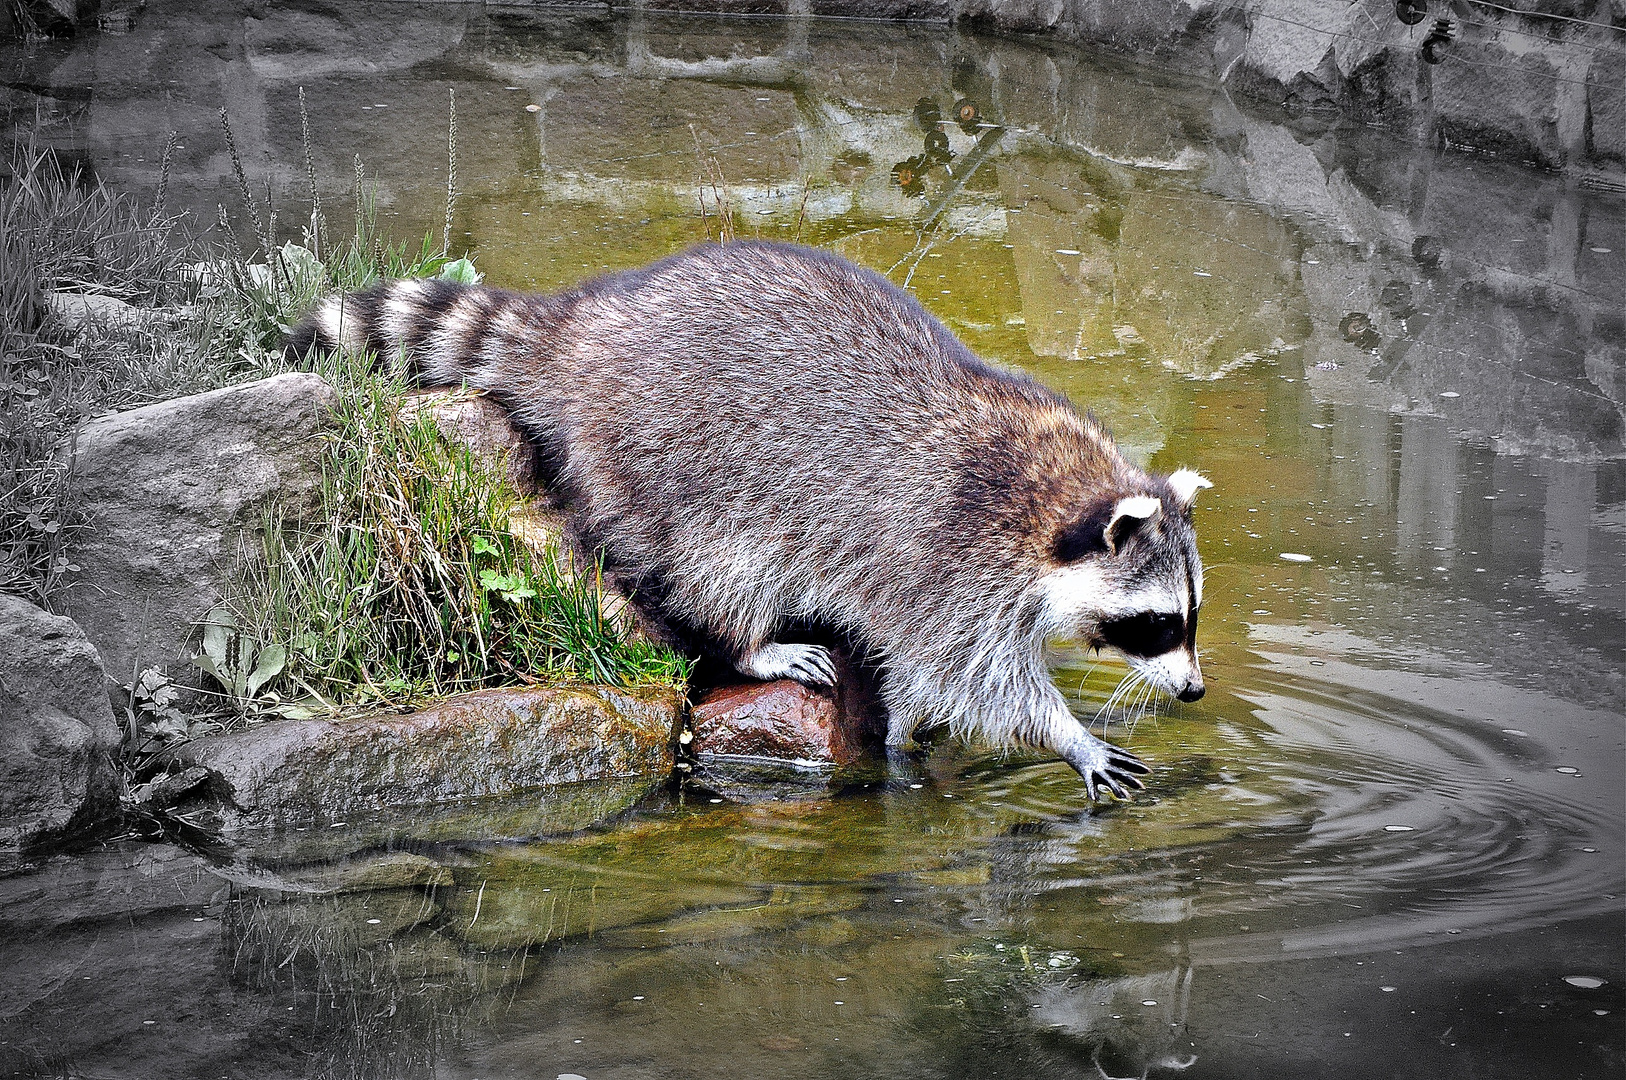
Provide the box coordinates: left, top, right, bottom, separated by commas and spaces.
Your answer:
1046, 483, 1208, 703
1099, 609, 1193, 659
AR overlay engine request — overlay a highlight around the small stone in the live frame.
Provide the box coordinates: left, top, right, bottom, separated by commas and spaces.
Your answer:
0, 596, 121, 864
690, 675, 878, 766
45, 291, 145, 331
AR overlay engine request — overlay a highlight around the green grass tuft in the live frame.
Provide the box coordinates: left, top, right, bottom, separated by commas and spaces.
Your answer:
234, 365, 688, 714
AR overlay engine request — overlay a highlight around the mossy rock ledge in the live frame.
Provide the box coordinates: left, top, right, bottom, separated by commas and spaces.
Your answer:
165, 685, 683, 830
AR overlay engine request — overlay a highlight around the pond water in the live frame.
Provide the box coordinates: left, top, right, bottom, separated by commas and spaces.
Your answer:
2, 4, 1623, 1078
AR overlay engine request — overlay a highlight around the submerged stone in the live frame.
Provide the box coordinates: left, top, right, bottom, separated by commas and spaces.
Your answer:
213, 777, 664, 865
270, 852, 455, 895
166, 685, 682, 829
0, 842, 220, 933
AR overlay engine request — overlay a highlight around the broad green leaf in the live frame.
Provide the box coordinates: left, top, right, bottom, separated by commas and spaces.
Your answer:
439, 257, 482, 285
201, 605, 235, 667
245, 644, 287, 697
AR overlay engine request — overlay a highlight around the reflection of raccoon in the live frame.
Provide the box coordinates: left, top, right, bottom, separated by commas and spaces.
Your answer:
288, 242, 1210, 800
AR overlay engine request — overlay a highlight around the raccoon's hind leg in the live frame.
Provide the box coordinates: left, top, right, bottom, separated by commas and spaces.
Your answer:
736, 642, 837, 688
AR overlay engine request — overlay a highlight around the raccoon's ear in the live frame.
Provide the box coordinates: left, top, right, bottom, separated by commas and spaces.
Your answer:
1167, 468, 1213, 511
1053, 495, 1162, 562
1104, 495, 1162, 554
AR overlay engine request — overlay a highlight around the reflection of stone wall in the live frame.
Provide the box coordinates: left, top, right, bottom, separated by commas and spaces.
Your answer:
953, 0, 1625, 181
5, 2, 1618, 466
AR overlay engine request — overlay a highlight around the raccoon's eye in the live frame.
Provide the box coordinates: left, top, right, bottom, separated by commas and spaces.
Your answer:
1099, 612, 1184, 657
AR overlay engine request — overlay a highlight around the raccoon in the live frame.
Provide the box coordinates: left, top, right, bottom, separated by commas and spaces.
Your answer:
288, 241, 1210, 800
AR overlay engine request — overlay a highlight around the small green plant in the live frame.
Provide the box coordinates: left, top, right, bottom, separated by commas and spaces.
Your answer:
191, 603, 288, 713
123, 666, 228, 758
128, 667, 188, 747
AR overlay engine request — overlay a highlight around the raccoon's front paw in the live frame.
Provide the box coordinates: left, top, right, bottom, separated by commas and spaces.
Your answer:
737, 642, 837, 689
1062, 734, 1150, 802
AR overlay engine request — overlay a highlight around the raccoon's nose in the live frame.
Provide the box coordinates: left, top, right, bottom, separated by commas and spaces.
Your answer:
1176, 680, 1205, 703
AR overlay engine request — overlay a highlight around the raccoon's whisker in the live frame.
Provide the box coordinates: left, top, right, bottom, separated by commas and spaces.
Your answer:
1132, 677, 1164, 734
1095, 669, 1143, 730
1124, 680, 1146, 734
1132, 680, 1157, 733
1093, 673, 1127, 727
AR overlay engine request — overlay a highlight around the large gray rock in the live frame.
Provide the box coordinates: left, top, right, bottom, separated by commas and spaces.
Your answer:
56, 373, 338, 687
0, 595, 121, 866
166, 685, 682, 828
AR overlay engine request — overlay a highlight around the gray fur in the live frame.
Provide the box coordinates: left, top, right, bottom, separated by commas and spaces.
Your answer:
290, 241, 1210, 799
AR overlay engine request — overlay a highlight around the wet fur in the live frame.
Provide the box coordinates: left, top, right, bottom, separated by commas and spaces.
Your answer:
289, 242, 1205, 798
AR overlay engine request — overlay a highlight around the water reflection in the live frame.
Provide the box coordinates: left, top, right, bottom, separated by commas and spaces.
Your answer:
2, 4, 1622, 1079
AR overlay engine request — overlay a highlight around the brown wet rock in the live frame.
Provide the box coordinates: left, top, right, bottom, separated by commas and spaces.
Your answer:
691, 680, 854, 764
691, 678, 880, 766
166, 685, 682, 829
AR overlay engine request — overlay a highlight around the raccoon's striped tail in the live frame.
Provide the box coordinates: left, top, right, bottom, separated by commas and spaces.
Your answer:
284, 277, 534, 388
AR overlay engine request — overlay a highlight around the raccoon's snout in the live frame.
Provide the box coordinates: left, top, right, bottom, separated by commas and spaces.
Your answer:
1176, 678, 1205, 703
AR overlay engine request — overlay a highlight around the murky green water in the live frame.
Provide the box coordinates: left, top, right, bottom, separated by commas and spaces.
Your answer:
3, 4, 1623, 1078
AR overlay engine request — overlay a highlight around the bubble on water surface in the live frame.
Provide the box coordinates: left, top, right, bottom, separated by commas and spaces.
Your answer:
1563, 976, 1606, 989
1383, 825, 1414, 832
1280, 552, 1312, 562
1555, 766, 1579, 775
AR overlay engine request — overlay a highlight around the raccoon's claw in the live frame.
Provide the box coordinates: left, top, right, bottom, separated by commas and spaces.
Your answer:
1063, 735, 1149, 802
737, 642, 838, 689
785, 644, 838, 688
